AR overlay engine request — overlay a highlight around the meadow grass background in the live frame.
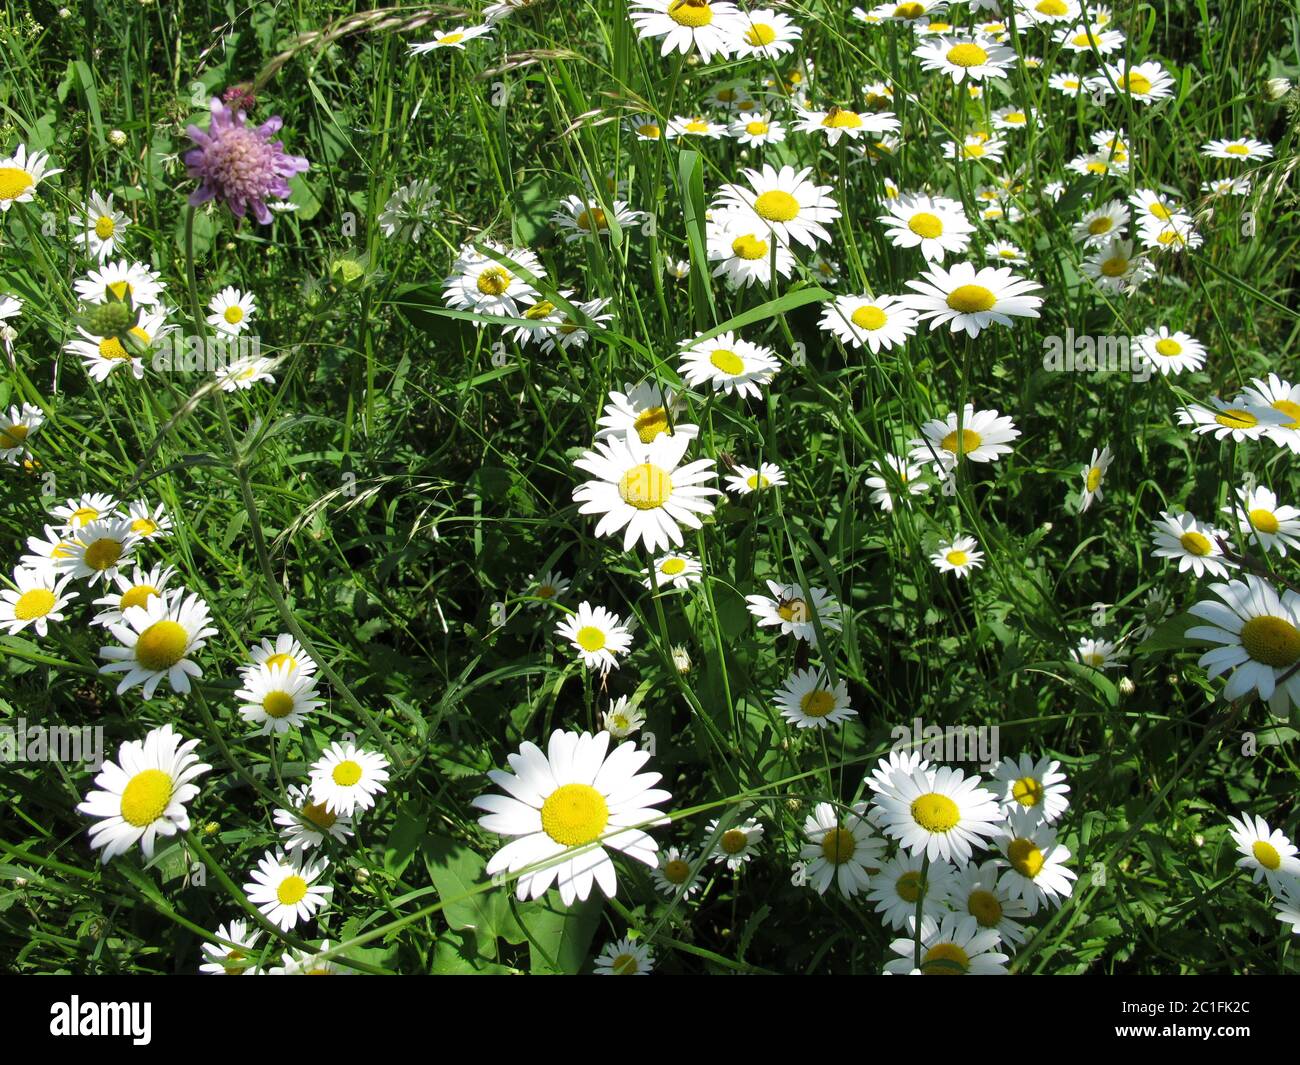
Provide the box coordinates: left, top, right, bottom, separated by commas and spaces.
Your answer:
1, 0, 1299, 974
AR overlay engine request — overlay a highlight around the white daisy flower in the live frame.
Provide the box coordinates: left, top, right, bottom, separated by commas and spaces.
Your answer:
236, 663, 325, 735
120, 499, 172, 540
1015, 0, 1080, 23
865, 453, 929, 512
377, 177, 439, 243
799, 801, 885, 897
744, 578, 843, 646
601, 695, 646, 739
1134, 327, 1205, 376
644, 551, 703, 590
442, 240, 544, 321
1048, 72, 1085, 96
0, 566, 77, 637
774, 667, 857, 729
66, 306, 173, 382
244, 850, 332, 931
1053, 23, 1125, 53
98, 590, 217, 698
1073, 637, 1124, 670
1085, 60, 1175, 104
930, 535, 984, 578
909, 404, 1020, 471
526, 569, 571, 609
943, 133, 1007, 164
1177, 397, 1282, 442
914, 34, 1015, 84
902, 261, 1042, 337
199, 919, 262, 975
627, 114, 665, 140
1079, 445, 1112, 511
1128, 187, 1181, 225
950, 860, 1033, 948
309, 742, 390, 817
70, 191, 129, 261
1150, 510, 1232, 579
595, 382, 698, 445
473, 729, 671, 905
57, 517, 139, 585
551, 194, 644, 241
677, 331, 780, 399
628, 0, 744, 63
1071, 200, 1130, 248
724, 461, 786, 494
993, 811, 1077, 915
1081, 238, 1153, 294
77, 724, 210, 863
1137, 213, 1203, 254
408, 24, 494, 52
74, 259, 165, 307
245, 632, 318, 678
733, 8, 802, 58
217, 354, 276, 391
1226, 812, 1300, 891
707, 816, 763, 870
0, 143, 62, 211
867, 850, 953, 930
1235, 374, 1300, 453
0, 403, 43, 464
706, 209, 795, 289
594, 936, 655, 975
1273, 888, 1300, 934
727, 113, 786, 147
1203, 176, 1252, 196
1203, 137, 1273, 161
269, 939, 352, 975
19, 524, 78, 576
274, 783, 355, 853
992, 105, 1035, 131
1224, 485, 1300, 556
51, 492, 119, 530
206, 286, 255, 336
652, 845, 703, 897
555, 601, 634, 672
884, 913, 1009, 975
993, 754, 1070, 825
878, 194, 973, 262
712, 163, 840, 250
795, 105, 898, 146
872, 764, 1003, 866
985, 241, 1027, 265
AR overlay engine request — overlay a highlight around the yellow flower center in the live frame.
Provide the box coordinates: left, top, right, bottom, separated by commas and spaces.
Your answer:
1152, 338, 1182, 357
753, 189, 800, 222
967, 889, 1003, 927
946, 43, 989, 68
907, 212, 944, 239
709, 348, 745, 375
576, 625, 607, 652
440, 32, 465, 44
536, 584, 556, 599
1179, 530, 1212, 556
1252, 839, 1281, 869
1239, 616, 1300, 668
776, 597, 807, 622
744, 120, 769, 136
1086, 160, 1109, 174
660, 557, 687, 576
945, 284, 996, 313
576, 208, 608, 231
0, 168, 34, 201
83, 537, 123, 571
476, 267, 511, 296
95, 215, 116, 239
301, 800, 338, 830
1004, 111, 1025, 123
262, 691, 297, 718
70, 505, 100, 526
668, 0, 713, 27
684, 120, 710, 134
637, 123, 661, 138
223, 305, 244, 324
896, 870, 924, 902
120, 584, 158, 611
14, 587, 56, 620
332, 760, 363, 787
1215, 408, 1257, 429
720, 828, 749, 854
746, 473, 769, 490
1226, 143, 1250, 156
664, 858, 690, 883
1086, 466, 1103, 492
632, 406, 669, 443
822, 109, 863, 129
744, 23, 776, 46
851, 305, 887, 330
893, 1, 924, 15
910, 793, 960, 833
611, 952, 639, 974
0, 423, 29, 448
120, 768, 174, 827
1012, 776, 1043, 807
820, 826, 856, 864
962, 142, 986, 159
1088, 216, 1114, 235
131, 517, 160, 535
265, 652, 298, 670
618, 462, 673, 509
1036, 0, 1067, 13
731, 233, 768, 260
540, 782, 609, 846
1071, 32, 1095, 47
945, 550, 969, 567
941, 428, 982, 456
276, 875, 308, 905
1244, 507, 1278, 535
800, 688, 837, 718
98, 337, 132, 360
1269, 399, 1300, 428
1120, 71, 1153, 95
135, 619, 188, 670
921, 942, 970, 975
1008, 838, 1045, 878
1100, 256, 1129, 277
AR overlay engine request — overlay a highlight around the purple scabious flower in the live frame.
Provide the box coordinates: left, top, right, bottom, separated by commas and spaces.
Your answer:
184, 99, 309, 224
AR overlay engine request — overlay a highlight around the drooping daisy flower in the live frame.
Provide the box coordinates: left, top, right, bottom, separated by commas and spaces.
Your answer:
378, 177, 439, 242
551, 194, 644, 241
525, 569, 571, 609
713, 164, 840, 250
733, 8, 802, 58
867, 850, 953, 930
572, 428, 719, 553
1177, 397, 1282, 442
57, 517, 139, 585
993, 811, 1077, 915
902, 262, 1041, 337
185, 98, 309, 224
594, 936, 654, 975
269, 939, 352, 975
309, 742, 390, 817
1224, 485, 1300, 556
909, 404, 1019, 471
628, 0, 744, 63
872, 765, 1003, 866
706, 209, 795, 289
115, 499, 167, 542
878, 194, 974, 262
70, 191, 129, 261
199, 919, 262, 975
601, 695, 646, 739
408, 24, 494, 52
727, 113, 786, 147
1079, 445, 1112, 512
652, 845, 703, 897
724, 461, 786, 495
1073, 637, 1124, 670
865, 454, 929, 512
950, 860, 1032, 947
799, 801, 885, 897
1150, 510, 1232, 579
1086, 60, 1175, 105
745, 578, 843, 646
930, 535, 984, 578
474, 729, 670, 905
1225, 812, 1300, 891
0, 143, 62, 212
774, 667, 856, 729
795, 105, 898, 146
913, 35, 1015, 82
77, 724, 211, 863
677, 331, 780, 399
245, 632, 318, 678
1186, 575, 1300, 715
236, 662, 325, 735
556, 601, 634, 672
884, 913, 1009, 975
0, 403, 42, 464
993, 754, 1070, 826
1236, 374, 1300, 453
443, 240, 544, 321
274, 783, 355, 853
1203, 176, 1252, 197
1203, 137, 1273, 161
0, 566, 77, 636
98, 590, 217, 698
644, 552, 703, 591
217, 354, 276, 391
244, 850, 332, 931
1081, 238, 1153, 294
1273, 889, 1300, 934
206, 286, 255, 336
595, 383, 698, 446
707, 816, 764, 870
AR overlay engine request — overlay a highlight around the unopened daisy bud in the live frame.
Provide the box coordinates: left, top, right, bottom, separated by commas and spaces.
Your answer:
14, 876, 27, 888
1267, 77, 1292, 100
203, 820, 219, 835
1165, 673, 1179, 687
671, 645, 692, 674
785, 797, 801, 812
1193, 833, 1205, 847
58, 7, 72, 17
1041, 522, 1053, 533
1118, 676, 1135, 697
355, 867, 371, 885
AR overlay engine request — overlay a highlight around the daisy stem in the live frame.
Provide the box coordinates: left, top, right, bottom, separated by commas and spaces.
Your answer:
912, 850, 930, 969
